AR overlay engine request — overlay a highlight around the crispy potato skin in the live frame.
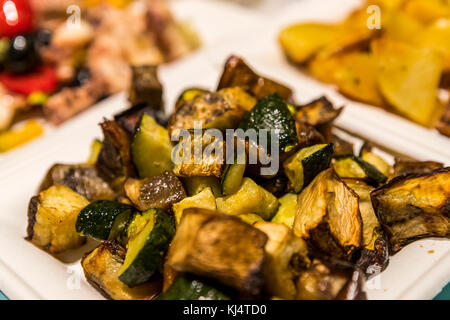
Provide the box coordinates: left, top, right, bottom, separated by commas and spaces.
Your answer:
371, 168, 450, 253
82, 241, 162, 300
167, 209, 267, 296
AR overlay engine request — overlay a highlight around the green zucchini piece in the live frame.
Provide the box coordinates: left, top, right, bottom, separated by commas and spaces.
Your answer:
183, 176, 222, 197
333, 155, 387, 185
87, 139, 102, 165
131, 114, 173, 178
283, 143, 333, 193
159, 275, 229, 300
216, 177, 279, 220
119, 209, 175, 287
360, 148, 391, 177
238, 93, 298, 153
221, 156, 246, 196
76, 200, 134, 241
271, 193, 297, 228
238, 213, 264, 225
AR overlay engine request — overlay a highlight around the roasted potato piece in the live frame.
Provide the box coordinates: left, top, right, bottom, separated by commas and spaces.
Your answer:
217, 55, 293, 101
27, 186, 89, 254
294, 169, 362, 260
124, 171, 186, 212
371, 168, 450, 253
216, 178, 279, 220
128, 65, 163, 109
39, 164, 115, 201
403, 0, 450, 24
343, 179, 389, 275
374, 38, 443, 127
168, 87, 253, 136
254, 222, 310, 299
167, 208, 267, 295
81, 241, 162, 300
295, 96, 343, 126
279, 23, 338, 64
296, 258, 366, 300
96, 120, 135, 185
393, 159, 444, 177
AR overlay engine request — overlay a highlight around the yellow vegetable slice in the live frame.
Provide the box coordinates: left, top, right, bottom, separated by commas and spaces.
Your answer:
375, 38, 443, 126
0, 120, 44, 153
279, 23, 337, 64
418, 19, 450, 71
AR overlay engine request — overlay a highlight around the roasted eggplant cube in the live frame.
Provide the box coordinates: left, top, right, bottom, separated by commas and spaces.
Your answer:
81, 241, 162, 300
124, 171, 186, 212
295, 96, 343, 126
128, 65, 163, 109
114, 104, 168, 135
39, 164, 115, 202
371, 168, 450, 253
76, 200, 134, 241
254, 222, 310, 299
294, 169, 362, 260
27, 186, 89, 254
167, 209, 267, 295
216, 178, 279, 220
343, 179, 389, 274
393, 159, 443, 177
96, 120, 135, 184
159, 274, 230, 300
217, 55, 293, 101
296, 258, 366, 300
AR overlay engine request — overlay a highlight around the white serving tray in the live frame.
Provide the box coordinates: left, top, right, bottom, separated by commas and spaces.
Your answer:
0, 0, 448, 300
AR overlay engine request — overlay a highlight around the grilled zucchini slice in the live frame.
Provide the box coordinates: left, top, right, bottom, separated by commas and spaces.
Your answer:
239, 93, 298, 154
221, 158, 246, 196
159, 274, 230, 300
119, 209, 175, 287
76, 200, 134, 241
173, 187, 216, 226
371, 167, 450, 253
167, 208, 267, 295
294, 169, 362, 260
124, 171, 186, 212
283, 143, 333, 193
87, 139, 102, 165
359, 146, 391, 177
27, 186, 89, 254
333, 155, 387, 185
216, 177, 279, 220
271, 193, 297, 228
255, 222, 310, 299
183, 176, 222, 197
82, 241, 162, 300
131, 114, 173, 179
238, 213, 264, 225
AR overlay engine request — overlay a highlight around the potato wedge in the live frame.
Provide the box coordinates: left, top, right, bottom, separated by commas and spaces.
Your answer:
374, 38, 443, 126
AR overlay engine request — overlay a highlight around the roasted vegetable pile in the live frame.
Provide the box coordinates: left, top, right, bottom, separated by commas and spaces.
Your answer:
279, 0, 450, 137
26, 55, 450, 300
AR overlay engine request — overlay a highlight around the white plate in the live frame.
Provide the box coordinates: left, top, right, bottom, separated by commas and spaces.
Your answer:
0, 0, 448, 300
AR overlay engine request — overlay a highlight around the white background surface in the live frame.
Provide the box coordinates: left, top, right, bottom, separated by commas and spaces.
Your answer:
0, 0, 448, 300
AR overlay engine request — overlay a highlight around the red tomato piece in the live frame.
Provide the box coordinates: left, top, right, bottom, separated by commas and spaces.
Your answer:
0, 65, 58, 95
0, 0, 34, 38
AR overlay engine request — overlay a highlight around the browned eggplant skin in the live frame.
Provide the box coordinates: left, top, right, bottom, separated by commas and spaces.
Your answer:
167, 209, 267, 296
81, 241, 162, 300
355, 232, 389, 276
39, 164, 115, 202
295, 96, 343, 127
393, 160, 443, 177
128, 66, 163, 110
96, 120, 136, 184
296, 258, 366, 300
124, 171, 186, 212
371, 168, 450, 253
332, 135, 354, 156
26, 195, 39, 242
217, 55, 293, 101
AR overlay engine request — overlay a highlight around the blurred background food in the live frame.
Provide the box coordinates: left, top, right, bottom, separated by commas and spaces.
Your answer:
0, 0, 199, 152
279, 0, 450, 137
